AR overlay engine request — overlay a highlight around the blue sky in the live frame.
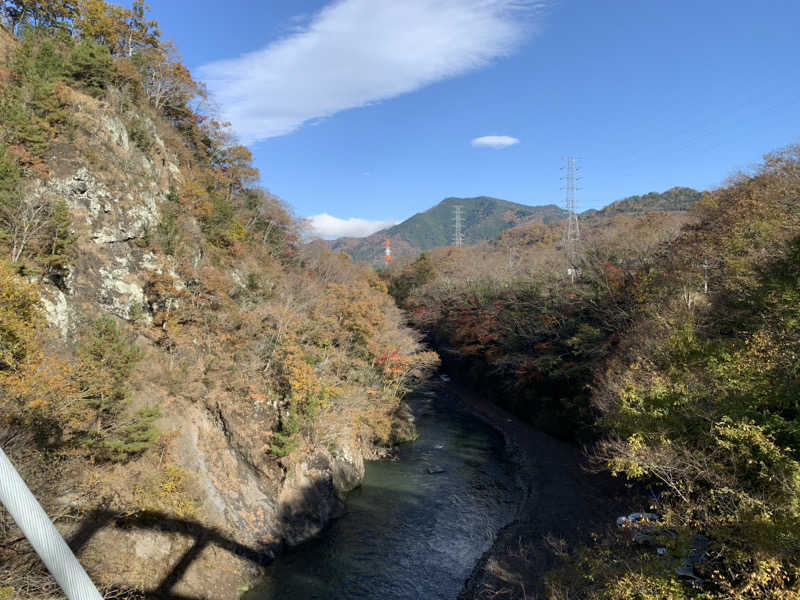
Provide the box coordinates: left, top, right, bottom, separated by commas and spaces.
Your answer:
148, 0, 800, 237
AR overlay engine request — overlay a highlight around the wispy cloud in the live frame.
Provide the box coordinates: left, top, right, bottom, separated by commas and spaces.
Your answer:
307, 213, 396, 239
471, 135, 520, 149
198, 0, 544, 143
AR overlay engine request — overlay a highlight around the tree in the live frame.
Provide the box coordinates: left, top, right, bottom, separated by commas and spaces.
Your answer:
67, 38, 114, 97
218, 144, 259, 203
2, 0, 77, 33
0, 146, 48, 263
74, 317, 159, 460
0, 147, 76, 267
74, 0, 160, 57
74, 0, 126, 51
118, 0, 159, 57
135, 43, 198, 112
388, 252, 436, 306
37, 198, 75, 283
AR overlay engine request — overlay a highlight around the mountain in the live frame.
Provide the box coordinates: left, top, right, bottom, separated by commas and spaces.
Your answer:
330, 187, 702, 265
587, 186, 702, 217
329, 196, 567, 263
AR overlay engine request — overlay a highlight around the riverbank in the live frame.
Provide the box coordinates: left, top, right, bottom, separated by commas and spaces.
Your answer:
444, 379, 626, 600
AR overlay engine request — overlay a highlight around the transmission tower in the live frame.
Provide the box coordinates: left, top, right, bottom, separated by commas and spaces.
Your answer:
561, 156, 581, 282
562, 156, 580, 251
453, 205, 464, 248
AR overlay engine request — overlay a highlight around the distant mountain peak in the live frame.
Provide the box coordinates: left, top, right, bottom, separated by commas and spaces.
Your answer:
328, 196, 567, 263
327, 187, 702, 264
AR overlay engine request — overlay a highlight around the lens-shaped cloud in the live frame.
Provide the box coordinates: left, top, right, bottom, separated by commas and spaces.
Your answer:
471, 135, 520, 149
198, 0, 544, 143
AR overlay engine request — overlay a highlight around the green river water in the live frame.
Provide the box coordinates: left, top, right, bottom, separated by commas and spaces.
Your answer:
247, 386, 522, 599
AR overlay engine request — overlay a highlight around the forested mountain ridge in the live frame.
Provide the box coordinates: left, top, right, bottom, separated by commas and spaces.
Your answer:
331, 187, 701, 265
584, 185, 702, 217
329, 196, 567, 263
0, 4, 435, 598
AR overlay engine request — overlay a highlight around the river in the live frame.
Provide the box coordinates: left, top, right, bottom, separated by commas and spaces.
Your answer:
246, 385, 522, 599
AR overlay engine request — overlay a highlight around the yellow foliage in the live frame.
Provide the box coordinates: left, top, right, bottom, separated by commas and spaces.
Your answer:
133, 464, 198, 519
0, 260, 40, 373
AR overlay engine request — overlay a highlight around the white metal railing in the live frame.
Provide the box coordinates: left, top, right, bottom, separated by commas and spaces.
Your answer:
0, 446, 103, 600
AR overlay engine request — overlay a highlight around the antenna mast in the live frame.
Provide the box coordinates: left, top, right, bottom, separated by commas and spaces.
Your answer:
453, 205, 464, 248
384, 238, 391, 264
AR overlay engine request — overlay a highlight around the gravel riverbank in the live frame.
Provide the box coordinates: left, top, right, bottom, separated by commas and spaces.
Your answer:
444, 380, 626, 600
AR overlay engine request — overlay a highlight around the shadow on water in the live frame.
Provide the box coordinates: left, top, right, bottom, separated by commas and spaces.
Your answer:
247, 388, 522, 600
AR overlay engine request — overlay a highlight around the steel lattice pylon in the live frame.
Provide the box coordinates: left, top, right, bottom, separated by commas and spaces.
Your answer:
453, 205, 463, 248
563, 156, 580, 246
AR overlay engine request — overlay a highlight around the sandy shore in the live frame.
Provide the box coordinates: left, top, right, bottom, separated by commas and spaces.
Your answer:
441, 379, 625, 600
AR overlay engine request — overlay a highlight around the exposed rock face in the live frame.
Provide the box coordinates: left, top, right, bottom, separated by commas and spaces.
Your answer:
32, 165, 167, 325
392, 401, 418, 443
278, 452, 347, 547
39, 286, 73, 338
330, 439, 366, 496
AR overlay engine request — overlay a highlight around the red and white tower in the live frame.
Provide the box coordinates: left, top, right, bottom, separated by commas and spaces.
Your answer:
385, 238, 391, 264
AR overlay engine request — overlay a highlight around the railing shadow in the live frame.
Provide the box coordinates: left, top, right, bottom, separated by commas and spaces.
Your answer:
67, 508, 276, 599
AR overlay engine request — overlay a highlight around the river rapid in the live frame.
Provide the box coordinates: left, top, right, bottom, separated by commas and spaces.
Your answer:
246, 385, 522, 599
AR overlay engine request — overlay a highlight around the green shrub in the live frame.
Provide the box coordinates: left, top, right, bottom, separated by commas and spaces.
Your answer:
127, 117, 153, 152
68, 39, 113, 97
0, 148, 22, 253
75, 317, 160, 460
157, 210, 180, 255
77, 317, 142, 408
269, 403, 307, 457
37, 198, 76, 282
0, 90, 49, 155
0, 146, 22, 198
3, 34, 72, 148
202, 195, 246, 247
105, 406, 161, 460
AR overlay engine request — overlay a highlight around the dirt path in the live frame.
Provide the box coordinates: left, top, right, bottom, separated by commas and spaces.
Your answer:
445, 380, 626, 600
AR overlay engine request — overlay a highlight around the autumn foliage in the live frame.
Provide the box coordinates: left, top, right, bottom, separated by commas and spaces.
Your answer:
0, 0, 436, 534
386, 147, 800, 599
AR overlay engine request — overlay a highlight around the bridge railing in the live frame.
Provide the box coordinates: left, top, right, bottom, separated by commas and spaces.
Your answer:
0, 446, 103, 600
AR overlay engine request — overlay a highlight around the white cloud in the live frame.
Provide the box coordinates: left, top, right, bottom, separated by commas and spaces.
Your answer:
471, 135, 520, 149
307, 213, 396, 239
198, 0, 544, 143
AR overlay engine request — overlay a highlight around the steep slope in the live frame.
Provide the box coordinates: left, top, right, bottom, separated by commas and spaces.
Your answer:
0, 9, 435, 599
329, 196, 566, 263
